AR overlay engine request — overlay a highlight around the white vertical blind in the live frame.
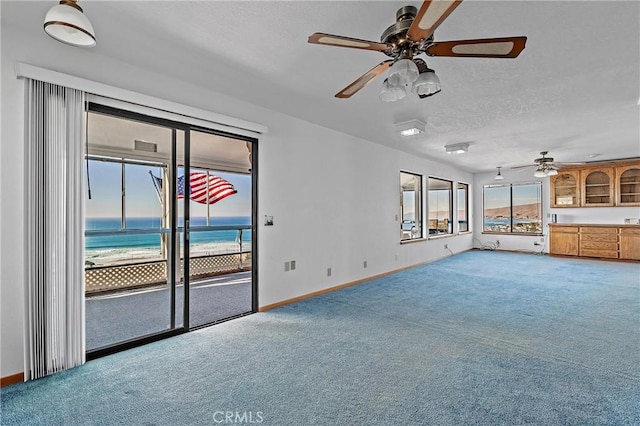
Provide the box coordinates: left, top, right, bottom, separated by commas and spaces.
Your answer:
25, 79, 86, 380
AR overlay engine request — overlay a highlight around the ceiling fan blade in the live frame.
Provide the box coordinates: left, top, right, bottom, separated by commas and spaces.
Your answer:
335, 61, 393, 99
511, 164, 536, 170
407, 0, 462, 42
426, 36, 527, 58
553, 162, 586, 166
308, 33, 392, 53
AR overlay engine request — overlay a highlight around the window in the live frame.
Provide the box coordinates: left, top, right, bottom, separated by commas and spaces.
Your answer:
483, 182, 542, 234
85, 158, 166, 266
428, 177, 453, 235
457, 182, 469, 232
400, 172, 422, 241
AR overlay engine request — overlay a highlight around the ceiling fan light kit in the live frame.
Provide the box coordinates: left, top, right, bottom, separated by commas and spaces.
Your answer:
534, 166, 558, 177
44, 0, 96, 47
513, 151, 585, 177
308, 1, 527, 101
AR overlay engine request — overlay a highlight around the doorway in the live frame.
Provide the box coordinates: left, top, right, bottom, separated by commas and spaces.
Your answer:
84, 104, 256, 356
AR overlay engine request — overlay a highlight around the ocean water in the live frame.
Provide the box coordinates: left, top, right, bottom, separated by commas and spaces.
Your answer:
86, 216, 251, 265
484, 217, 541, 233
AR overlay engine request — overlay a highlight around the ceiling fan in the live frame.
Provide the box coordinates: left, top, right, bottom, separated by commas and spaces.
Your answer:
307, 0, 527, 101
512, 152, 585, 177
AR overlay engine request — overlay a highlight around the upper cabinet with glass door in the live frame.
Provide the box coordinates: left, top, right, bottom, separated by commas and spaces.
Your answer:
550, 170, 580, 208
551, 160, 640, 208
581, 168, 614, 207
616, 164, 640, 206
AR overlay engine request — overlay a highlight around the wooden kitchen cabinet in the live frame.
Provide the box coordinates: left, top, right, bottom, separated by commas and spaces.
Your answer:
616, 165, 640, 206
549, 224, 640, 261
549, 225, 579, 256
579, 226, 618, 258
550, 171, 580, 208
550, 160, 640, 207
619, 227, 640, 260
581, 168, 614, 207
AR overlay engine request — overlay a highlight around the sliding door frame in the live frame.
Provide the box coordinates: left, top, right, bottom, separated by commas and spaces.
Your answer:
86, 103, 258, 360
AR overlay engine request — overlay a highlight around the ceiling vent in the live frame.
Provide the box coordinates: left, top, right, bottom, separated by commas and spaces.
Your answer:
134, 140, 157, 153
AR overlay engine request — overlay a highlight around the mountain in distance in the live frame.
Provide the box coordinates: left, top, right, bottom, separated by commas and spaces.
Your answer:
485, 203, 540, 218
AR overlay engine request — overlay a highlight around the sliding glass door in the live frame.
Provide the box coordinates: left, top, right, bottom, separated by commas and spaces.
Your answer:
84, 104, 256, 356
183, 130, 253, 328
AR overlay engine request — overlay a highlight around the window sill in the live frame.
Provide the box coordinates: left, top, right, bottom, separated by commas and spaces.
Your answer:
400, 237, 428, 245
401, 232, 470, 244
481, 232, 543, 237
428, 233, 456, 240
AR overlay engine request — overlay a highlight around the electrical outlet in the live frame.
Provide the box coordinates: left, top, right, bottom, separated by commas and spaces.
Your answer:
496, 240, 500, 247
327, 267, 332, 277
290, 260, 296, 270
363, 260, 367, 268
284, 261, 290, 272
444, 244, 448, 250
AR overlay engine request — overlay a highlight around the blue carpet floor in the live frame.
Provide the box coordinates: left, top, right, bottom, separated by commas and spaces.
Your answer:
2, 251, 639, 425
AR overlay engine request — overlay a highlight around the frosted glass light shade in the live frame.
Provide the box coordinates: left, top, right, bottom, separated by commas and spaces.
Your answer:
412, 70, 441, 97
546, 168, 558, 176
379, 79, 407, 102
388, 59, 419, 86
44, 1, 96, 47
534, 168, 547, 178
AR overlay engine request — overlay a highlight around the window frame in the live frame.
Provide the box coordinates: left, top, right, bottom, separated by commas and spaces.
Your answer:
457, 182, 470, 233
86, 155, 166, 231
400, 171, 424, 242
482, 181, 543, 235
428, 177, 453, 236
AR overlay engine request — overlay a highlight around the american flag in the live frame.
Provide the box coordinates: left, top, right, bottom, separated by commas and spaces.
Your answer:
150, 171, 237, 205
178, 172, 237, 204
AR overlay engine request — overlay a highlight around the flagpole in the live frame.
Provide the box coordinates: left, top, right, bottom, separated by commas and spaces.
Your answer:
149, 170, 163, 205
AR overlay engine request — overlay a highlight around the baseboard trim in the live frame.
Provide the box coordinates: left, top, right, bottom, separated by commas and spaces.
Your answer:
259, 258, 444, 312
1, 372, 24, 387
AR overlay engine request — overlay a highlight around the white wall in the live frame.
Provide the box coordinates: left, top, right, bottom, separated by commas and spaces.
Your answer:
1, 22, 473, 377
473, 169, 640, 254
473, 170, 549, 253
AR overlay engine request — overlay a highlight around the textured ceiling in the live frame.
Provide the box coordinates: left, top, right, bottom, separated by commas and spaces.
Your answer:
3, 1, 639, 173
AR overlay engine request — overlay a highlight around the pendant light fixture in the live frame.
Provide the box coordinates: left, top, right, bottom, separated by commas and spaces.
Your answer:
44, 0, 96, 48
495, 167, 504, 180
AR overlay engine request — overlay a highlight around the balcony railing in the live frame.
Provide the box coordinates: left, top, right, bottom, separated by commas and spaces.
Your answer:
85, 252, 251, 294
85, 225, 251, 294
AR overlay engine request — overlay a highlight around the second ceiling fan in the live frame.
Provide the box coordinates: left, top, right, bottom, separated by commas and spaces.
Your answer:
308, 0, 527, 101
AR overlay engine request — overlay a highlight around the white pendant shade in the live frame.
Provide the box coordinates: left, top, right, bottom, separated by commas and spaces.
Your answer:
379, 78, 407, 102
412, 70, 441, 97
44, 1, 96, 47
388, 59, 419, 86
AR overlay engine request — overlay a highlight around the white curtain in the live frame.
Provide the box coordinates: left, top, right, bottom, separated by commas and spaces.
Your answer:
25, 79, 86, 380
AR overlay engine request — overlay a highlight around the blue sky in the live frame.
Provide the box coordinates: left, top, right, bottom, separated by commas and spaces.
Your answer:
85, 160, 251, 218
484, 184, 541, 209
